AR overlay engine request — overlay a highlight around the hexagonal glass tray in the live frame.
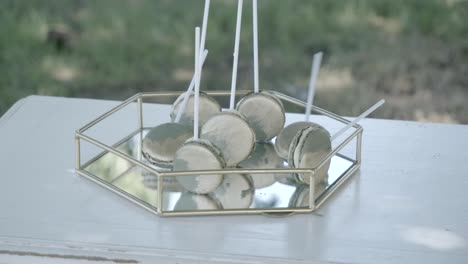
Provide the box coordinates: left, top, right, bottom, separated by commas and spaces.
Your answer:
75, 91, 362, 216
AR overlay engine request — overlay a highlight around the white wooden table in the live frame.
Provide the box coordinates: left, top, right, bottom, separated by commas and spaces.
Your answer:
1, 96, 467, 263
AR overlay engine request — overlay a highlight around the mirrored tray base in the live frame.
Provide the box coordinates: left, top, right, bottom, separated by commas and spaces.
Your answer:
75, 91, 362, 216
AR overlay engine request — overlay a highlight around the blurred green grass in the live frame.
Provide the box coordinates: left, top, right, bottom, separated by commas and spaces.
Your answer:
1, 0, 467, 123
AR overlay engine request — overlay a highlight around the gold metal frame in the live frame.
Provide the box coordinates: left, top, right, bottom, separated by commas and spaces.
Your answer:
75, 90, 362, 216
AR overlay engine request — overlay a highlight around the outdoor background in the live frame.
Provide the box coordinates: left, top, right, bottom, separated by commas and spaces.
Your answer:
1, 0, 467, 123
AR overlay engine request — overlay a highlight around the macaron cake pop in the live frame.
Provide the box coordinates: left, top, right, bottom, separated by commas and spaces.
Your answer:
142, 123, 193, 168
236, 0, 285, 142
170, 0, 221, 127
290, 100, 385, 185
200, 111, 255, 167
275, 52, 326, 159
143, 1, 216, 169
240, 143, 285, 188
141, 50, 209, 168
173, 138, 225, 194
174, 27, 225, 194
213, 173, 254, 209
278, 52, 329, 184
200, 0, 256, 167
288, 125, 331, 184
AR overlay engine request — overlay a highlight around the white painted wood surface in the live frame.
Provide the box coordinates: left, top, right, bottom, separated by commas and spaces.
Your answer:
0, 96, 467, 263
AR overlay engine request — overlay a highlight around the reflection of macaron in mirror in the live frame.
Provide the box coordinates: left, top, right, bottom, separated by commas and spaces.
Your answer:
275, 121, 324, 160
236, 91, 285, 142
141, 171, 185, 193
174, 192, 221, 211
213, 173, 254, 209
288, 182, 327, 208
142, 123, 193, 168
173, 139, 225, 194
240, 143, 284, 188
201, 111, 256, 167
170, 91, 221, 127
288, 126, 331, 185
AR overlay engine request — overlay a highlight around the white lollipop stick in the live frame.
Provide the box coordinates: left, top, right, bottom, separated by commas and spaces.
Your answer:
331, 99, 385, 141
194, 27, 201, 139
174, 49, 208, 123
253, 0, 259, 94
200, 0, 210, 55
229, 0, 244, 110
198, 0, 211, 83
305, 51, 323, 122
